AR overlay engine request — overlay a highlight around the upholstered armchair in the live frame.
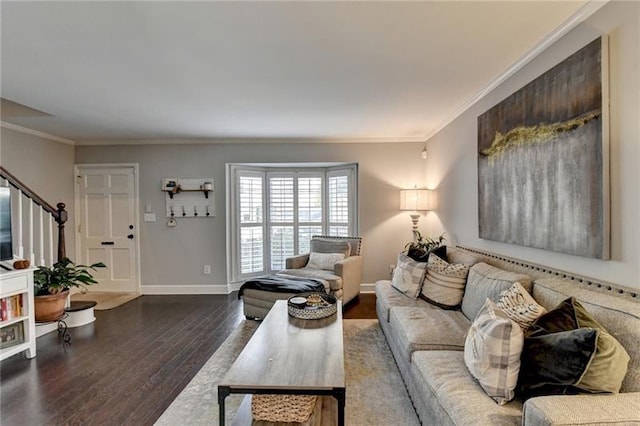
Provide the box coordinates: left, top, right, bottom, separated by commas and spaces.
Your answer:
280, 236, 363, 305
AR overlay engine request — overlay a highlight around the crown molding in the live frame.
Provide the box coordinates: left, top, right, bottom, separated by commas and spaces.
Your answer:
1, 121, 76, 145
423, 0, 609, 142
74, 135, 426, 146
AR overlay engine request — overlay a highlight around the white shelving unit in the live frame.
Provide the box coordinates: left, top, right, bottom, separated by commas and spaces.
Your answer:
0, 267, 36, 361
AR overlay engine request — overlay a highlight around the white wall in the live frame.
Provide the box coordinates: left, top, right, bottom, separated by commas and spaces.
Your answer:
424, 1, 640, 290
75, 142, 428, 292
0, 127, 76, 260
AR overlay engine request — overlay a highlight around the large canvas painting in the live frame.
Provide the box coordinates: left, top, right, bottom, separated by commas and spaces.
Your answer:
477, 37, 609, 259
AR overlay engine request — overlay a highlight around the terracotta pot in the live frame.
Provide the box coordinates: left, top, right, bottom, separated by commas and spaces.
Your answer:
34, 290, 69, 322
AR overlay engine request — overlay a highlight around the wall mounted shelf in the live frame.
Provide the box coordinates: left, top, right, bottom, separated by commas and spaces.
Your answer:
162, 178, 215, 218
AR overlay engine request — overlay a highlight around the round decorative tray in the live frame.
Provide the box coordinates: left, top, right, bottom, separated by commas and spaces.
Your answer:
287, 292, 337, 320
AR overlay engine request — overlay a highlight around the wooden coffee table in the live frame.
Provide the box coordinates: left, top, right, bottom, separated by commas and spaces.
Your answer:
218, 300, 345, 425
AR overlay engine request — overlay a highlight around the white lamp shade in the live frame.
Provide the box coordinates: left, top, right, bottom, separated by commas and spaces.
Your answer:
400, 189, 430, 211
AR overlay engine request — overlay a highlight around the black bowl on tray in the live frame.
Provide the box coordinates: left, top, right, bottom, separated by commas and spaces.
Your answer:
288, 296, 307, 309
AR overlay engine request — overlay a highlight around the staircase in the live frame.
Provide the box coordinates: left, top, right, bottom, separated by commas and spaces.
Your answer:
0, 166, 85, 336
0, 166, 68, 267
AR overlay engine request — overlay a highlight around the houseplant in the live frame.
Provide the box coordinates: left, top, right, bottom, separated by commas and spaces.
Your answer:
33, 257, 106, 322
404, 231, 446, 261
405, 231, 445, 253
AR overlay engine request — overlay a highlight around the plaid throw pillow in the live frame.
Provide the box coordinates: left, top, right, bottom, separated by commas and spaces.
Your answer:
496, 282, 547, 330
464, 299, 524, 405
391, 254, 427, 299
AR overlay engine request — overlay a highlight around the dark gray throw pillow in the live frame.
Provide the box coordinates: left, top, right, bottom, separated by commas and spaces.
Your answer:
406, 245, 447, 263
519, 328, 598, 398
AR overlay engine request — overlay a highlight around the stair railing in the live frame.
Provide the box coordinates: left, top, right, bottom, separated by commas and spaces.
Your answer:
0, 166, 68, 266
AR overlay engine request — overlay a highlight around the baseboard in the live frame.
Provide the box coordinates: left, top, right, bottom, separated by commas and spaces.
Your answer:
360, 283, 376, 294
140, 284, 231, 295
228, 282, 242, 293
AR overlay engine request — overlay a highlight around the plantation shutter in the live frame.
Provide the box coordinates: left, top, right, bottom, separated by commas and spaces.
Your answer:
238, 172, 264, 275
268, 174, 295, 270
327, 170, 351, 236
297, 174, 323, 254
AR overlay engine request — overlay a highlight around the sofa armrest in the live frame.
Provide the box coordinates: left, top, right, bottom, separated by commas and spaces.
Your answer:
335, 256, 363, 304
523, 393, 640, 426
286, 254, 309, 270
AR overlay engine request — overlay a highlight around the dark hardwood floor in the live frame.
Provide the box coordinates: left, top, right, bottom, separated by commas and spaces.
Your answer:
0, 292, 376, 426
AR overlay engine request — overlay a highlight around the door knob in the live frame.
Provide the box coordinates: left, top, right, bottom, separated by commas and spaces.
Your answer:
129, 225, 134, 229
127, 234, 134, 239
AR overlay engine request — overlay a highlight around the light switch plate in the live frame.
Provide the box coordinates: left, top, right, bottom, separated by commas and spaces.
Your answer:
144, 213, 156, 222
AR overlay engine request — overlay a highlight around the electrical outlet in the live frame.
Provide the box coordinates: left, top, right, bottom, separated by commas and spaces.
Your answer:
204, 265, 211, 275
389, 264, 395, 274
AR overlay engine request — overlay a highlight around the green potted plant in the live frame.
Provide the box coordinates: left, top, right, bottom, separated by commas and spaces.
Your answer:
33, 257, 106, 322
404, 231, 446, 261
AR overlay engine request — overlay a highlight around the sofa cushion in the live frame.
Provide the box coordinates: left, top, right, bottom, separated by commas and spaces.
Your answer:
412, 351, 523, 426
279, 269, 341, 291
421, 255, 470, 309
375, 280, 425, 322
496, 282, 547, 330
525, 297, 629, 395
532, 278, 640, 393
464, 300, 524, 405
461, 263, 532, 321
391, 254, 427, 299
388, 306, 470, 362
523, 394, 640, 426
446, 247, 483, 266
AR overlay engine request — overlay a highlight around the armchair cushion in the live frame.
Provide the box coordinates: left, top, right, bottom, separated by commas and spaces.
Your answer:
306, 252, 346, 271
279, 268, 342, 291
286, 253, 309, 270
309, 239, 351, 258
311, 236, 362, 256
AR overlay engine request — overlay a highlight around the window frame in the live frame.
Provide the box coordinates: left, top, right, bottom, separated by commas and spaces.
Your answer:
227, 163, 358, 284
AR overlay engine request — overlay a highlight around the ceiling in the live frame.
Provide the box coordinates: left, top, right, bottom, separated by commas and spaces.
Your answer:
1, 1, 589, 144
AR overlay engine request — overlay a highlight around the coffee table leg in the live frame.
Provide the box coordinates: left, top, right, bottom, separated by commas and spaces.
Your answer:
218, 386, 230, 426
334, 388, 346, 426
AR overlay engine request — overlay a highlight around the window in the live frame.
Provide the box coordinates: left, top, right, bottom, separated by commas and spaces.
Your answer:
228, 164, 357, 282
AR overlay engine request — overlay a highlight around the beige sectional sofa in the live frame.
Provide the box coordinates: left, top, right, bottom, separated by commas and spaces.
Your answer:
376, 246, 640, 425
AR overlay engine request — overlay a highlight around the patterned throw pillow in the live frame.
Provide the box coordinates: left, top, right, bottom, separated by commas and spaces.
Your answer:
305, 252, 345, 271
464, 299, 524, 405
391, 254, 427, 299
420, 254, 470, 309
496, 282, 547, 330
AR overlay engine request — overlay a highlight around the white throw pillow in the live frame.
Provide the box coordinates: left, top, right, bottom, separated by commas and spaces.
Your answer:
305, 252, 345, 271
391, 254, 427, 299
496, 282, 547, 330
464, 299, 524, 405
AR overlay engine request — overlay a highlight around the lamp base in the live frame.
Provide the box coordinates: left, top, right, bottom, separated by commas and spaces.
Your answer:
409, 213, 421, 241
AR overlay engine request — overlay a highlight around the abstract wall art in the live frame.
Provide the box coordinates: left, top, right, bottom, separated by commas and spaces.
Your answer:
477, 36, 609, 259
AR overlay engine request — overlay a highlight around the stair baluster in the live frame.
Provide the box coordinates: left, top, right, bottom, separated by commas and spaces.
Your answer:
0, 166, 68, 267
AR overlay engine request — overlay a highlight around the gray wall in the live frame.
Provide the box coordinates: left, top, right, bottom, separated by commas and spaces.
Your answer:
0, 127, 76, 260
76, 142, 428, 292
423, 1, 640, 290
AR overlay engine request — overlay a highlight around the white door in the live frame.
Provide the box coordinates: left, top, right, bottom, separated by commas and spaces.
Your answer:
75, 165, 139, 293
